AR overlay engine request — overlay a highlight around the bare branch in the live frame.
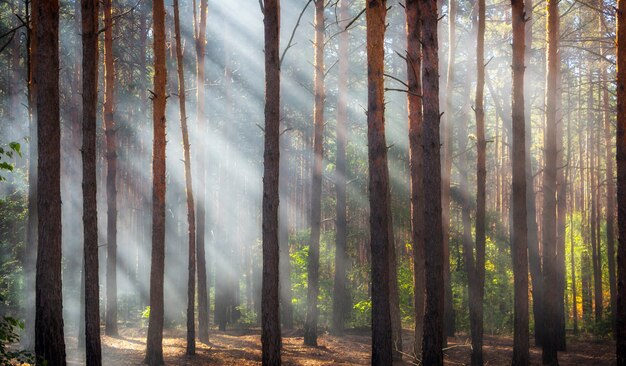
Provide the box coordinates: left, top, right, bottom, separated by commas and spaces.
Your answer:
280, 0, 313, 67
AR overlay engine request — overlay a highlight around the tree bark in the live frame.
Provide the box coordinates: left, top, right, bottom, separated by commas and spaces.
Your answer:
332, 0, 350, 337
471, 0, 486, 361
81, 0, 102, 363
541, 0, 559, 362
145, 0, 167, 363
511, 0, 530, 362
262, 0, 282, 364
103, 0, 119, 337
24, 0, 38, 351
405, 0, 425, 358
365, 1, 393, 364
35, 0, 66, 364
525, 0, 544, 347
420, 0, 444, 361
589, 74, 603, 324
304, 0, 325, 347
173, 0, 197, 355
194, 0, 210, 343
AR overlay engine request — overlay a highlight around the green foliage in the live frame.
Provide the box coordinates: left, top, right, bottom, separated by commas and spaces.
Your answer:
141, 306, 150, 327
449, 211, 514, 335
352, 300, 371, 328
396, 250, 417, 324
0, 316, 34, 366
236, 306, 258, 327
0, 143, 21, 182
0, 194, 26, 314
141, 306, 150, 319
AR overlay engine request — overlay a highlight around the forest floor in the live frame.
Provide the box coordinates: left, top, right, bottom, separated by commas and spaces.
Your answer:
64, 327, 616, 365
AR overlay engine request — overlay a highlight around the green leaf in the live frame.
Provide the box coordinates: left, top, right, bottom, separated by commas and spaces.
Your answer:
8, 142, 21, 157
0, 162, 14, 172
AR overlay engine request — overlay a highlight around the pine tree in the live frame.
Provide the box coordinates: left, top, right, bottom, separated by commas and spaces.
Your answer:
144, 0, 167, 363
81, 0, 102, 363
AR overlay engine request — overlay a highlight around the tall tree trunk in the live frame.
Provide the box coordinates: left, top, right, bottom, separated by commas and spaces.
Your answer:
145, 0, 167, 363
616, 0, 626, 362
24, 0, 37, 351
304, 0, 325, 347
35, 0, 66, 364
570, 198, 579, 333
194, 0, 210, 343
525, 0, 544, 347
405, 0, 425, 358
442, 0, 456, 338
511, 0, 530, 362
81, 0, 102, 363
365, 1, 393, 364
541, 0, 559, 361
261, 0, 282, 364
472, 0, 486, 361
332, 0, 350, 336
420, 0, 444, 361
173, 0, 197, 355
589, 76, 603, 324
103, 0, 118, 337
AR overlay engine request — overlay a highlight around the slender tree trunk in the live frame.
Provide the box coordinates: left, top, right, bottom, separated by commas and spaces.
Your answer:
194, 0, 210, 343
472, 0, 486, 361
365, 1, 393, 364
565, 84, 575, 338
406, 0, 425, 358
81, 0, 102, 363
103, 0, 118, 337
173, 0, 197, 355
145, 0, 167, 363
442, 0, 457, 338
332, 0, 350, 336
570, 199, 579, 333
304, 0, 325, 347
525, 0, 544, 346
420, 0, 444, 361
541, 0, 559, 362
616, 0, 626, 362
511, 0, 530, 362
262, 0, 281, 364
35, 0, 66, 364
24, 0, 37, 351
590, 86, 603, 323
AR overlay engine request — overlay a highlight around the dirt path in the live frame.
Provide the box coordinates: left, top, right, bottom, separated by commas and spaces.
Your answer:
64, 328, 616, 365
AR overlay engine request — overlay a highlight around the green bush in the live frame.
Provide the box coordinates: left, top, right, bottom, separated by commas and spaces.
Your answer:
0, 316, 34, 366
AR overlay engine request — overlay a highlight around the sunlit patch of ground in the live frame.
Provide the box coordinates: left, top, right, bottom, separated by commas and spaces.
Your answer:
442, 333, 616, 366
64, 327, 616, 365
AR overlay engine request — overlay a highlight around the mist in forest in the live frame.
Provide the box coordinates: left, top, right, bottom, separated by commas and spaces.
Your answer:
0, 0, 623, 365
